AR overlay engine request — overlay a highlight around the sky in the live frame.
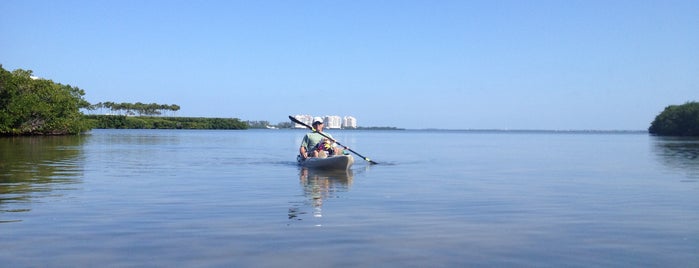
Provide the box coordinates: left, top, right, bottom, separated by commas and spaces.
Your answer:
1, 0, 697, 130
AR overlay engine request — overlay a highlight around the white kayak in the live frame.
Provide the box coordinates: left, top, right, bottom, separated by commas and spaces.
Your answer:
297, 154, 354, 170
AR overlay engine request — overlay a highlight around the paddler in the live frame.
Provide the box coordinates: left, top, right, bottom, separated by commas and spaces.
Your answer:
299, 117, 345, 159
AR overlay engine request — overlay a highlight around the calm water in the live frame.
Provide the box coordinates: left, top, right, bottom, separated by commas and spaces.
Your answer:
1, 129, 698, 267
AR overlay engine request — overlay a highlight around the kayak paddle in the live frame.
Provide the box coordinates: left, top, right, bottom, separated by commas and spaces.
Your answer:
289, 115, 378, 165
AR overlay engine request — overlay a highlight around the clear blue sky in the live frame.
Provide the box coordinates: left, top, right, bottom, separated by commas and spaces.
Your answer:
1, 0, 697, 130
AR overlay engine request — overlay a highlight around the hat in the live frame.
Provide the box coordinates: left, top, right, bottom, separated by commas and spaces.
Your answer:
312, 117, 324, 125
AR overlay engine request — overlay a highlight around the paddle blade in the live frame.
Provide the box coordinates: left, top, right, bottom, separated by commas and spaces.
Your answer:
366, 158, 378, 165
288, 116, 310, 129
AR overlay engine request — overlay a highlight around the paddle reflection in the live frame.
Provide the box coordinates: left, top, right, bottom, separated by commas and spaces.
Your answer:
288, 168, 353, 223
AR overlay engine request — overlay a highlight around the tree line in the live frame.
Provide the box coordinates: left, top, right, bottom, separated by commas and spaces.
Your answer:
86, 115, 248, 130
6, 64, 695, 136
1, 65, 91, 135
1, 65, 247, 135
649, 101, 699, 136
87, 102, 181, 116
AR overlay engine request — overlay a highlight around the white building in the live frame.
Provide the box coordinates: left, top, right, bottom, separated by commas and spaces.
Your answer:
342, 116, 357, 128
295, 114, 358, 129
293, 114, 313, 128
324, 115, 342, 129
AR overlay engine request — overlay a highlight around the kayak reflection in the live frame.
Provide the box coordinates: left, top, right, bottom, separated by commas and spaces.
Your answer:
289, 168, 353, 223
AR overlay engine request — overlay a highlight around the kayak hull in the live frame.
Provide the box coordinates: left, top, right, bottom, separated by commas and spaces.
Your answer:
298, 155, 354, 170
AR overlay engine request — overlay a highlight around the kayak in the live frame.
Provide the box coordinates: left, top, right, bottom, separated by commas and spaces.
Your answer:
297, 154, 354, 170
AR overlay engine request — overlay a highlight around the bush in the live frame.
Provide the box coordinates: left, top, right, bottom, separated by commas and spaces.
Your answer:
84, 115, 248, 130
649, 102, 699, 136
0, 65, 91, 136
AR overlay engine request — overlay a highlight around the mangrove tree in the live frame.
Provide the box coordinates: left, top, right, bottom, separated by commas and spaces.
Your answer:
649, 101, 699, 136
0, 65, 91, 136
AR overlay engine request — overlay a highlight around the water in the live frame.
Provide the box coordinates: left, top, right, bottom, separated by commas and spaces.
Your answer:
1, 129, 698, 267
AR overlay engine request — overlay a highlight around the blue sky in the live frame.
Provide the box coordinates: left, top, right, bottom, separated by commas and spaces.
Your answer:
1, 0, 697, 130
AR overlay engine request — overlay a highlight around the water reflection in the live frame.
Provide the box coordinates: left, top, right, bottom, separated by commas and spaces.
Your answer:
0, 135, 85, 223
652, 136, 699, 180
288, 168, 353, 223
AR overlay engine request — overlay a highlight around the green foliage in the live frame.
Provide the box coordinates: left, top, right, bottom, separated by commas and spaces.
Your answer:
0, 65, 91, 136
0, 65, 250, 134
85, 115, 248, 130
87, 102, 180, 116
649, 101, 699, 136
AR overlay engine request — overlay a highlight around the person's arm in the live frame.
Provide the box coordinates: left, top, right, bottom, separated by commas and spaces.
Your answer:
299, 135, 309, 159
299, 146, 308, 159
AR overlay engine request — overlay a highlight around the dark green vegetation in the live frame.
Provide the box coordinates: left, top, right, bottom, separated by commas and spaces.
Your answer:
85, 102, 246, 129
1, 65, 91, 136
649, 101, 699, 136
1, 65, 248, 135
87, 102, 180, 116
86, 115, 248, 130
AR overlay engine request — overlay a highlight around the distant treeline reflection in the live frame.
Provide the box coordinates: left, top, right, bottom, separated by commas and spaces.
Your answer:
652, 136, 699, 179
0, 135, 85, 222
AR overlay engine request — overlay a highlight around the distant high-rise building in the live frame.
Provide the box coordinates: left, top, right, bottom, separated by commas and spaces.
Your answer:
343, 116, 357, 128
294, 114, 357, 129
293, 114, 313, 128
324, 115, 342, 129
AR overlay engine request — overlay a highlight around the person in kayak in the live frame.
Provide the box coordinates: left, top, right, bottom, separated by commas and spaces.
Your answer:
299, 117, 345, 159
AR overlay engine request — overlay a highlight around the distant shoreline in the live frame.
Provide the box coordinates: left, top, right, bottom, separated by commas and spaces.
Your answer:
282, 128, 646, 133
408, 129, 647, 133
84, 115, 647, 133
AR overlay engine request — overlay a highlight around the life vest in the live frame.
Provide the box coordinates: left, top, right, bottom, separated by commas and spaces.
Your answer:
314, 140, 334, 153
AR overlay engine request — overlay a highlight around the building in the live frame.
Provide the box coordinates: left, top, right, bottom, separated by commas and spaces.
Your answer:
293, 114, 313, 128
343, 116, 357, 128
295, 114, 358, 129
324, 115, 342, 129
